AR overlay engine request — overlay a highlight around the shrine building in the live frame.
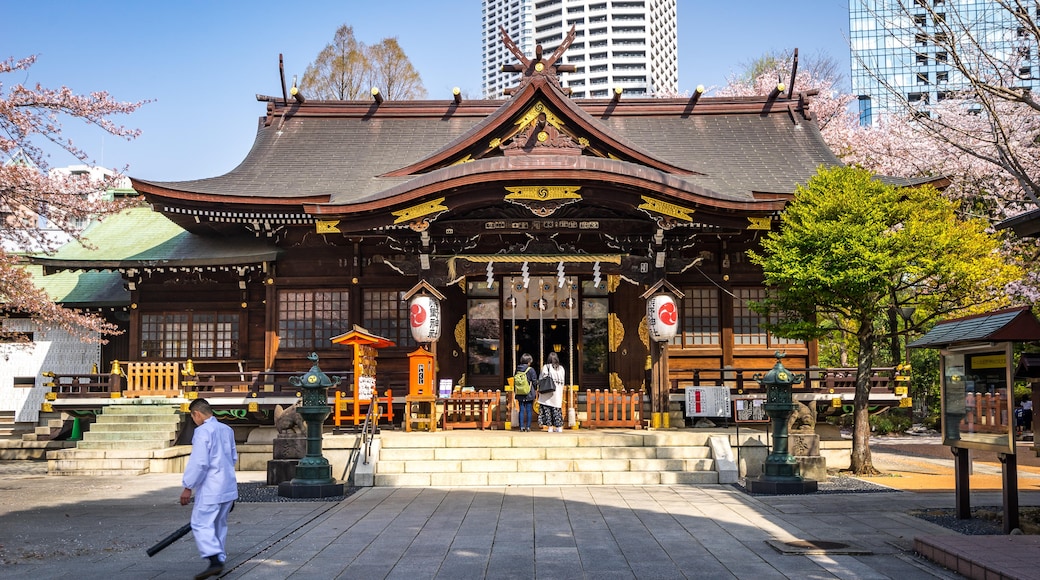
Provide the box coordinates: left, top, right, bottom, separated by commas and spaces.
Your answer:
31, 31, 862, 424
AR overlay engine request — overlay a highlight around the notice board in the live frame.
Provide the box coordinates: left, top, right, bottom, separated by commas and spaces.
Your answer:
685, 386, 731, 418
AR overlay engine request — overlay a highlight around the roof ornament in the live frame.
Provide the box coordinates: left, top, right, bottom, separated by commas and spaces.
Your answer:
500, 24, 577, 96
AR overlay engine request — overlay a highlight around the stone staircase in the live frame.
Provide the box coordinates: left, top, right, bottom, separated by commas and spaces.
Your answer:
0, 410, 33, 440
374, 430, 728, 486
47, 403, 185, 476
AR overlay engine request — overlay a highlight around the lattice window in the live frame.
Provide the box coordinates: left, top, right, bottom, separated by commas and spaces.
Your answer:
141, 312, 240, 359
734, 288, 767, 346
734, 288, 801, 347
277, 290, 350, 350
363, 290, 415, 347
675, 287, 720, 347
192, 314, 239, 358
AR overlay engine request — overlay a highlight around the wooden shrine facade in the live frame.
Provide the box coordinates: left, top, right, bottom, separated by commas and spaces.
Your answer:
33, 32, 861, 405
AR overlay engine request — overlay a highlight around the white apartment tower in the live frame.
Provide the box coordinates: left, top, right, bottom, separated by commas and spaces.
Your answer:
481, 0, 678, 99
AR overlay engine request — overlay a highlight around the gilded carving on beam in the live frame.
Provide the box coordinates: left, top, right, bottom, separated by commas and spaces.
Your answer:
393, 198, 449, 231
515, 101, 566, 132
607, 274, 620, 293
315, 220, 341, 234
638, 317, 650, 351
747, 217, 772, 230
609, 372, 624, 391
391, 199, 447, 227
451, 154, 474, 166
638, 195, 695, 229
504, 185, 582, 217
608, 313, 624, 352
455, 316, 467, 352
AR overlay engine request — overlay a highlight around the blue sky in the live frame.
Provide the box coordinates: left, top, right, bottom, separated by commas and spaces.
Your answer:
4, 1, 850, 181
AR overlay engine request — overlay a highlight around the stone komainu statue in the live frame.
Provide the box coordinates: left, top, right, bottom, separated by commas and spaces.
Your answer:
787, 400, 817, 433
274, 404, 304, 436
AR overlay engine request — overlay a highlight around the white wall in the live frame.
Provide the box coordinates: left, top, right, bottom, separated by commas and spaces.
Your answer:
0, 319, 100, 423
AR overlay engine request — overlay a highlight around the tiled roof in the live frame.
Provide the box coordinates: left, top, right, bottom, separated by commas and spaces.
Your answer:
31, 207, 280, 269
21, 265, 128, 306
132, 94, 842, 207
909, 306, 1040, 348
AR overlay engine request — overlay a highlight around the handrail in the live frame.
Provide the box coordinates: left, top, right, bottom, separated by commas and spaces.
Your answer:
362, 397, 378, 465
343, 394, 380, 485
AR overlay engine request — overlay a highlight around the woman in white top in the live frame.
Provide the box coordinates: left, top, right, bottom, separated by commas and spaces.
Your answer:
537, 351, 566, 432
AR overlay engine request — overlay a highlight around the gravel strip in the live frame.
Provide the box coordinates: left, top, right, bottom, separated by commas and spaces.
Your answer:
235, 481, 360, 502
733, 475, 901, 495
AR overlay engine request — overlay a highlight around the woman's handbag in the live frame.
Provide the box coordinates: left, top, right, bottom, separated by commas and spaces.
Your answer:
537, 371, 556, 393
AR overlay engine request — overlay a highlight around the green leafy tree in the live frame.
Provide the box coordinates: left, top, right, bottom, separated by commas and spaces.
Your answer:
300, 25, 425, 101
749, 166, 1021, 474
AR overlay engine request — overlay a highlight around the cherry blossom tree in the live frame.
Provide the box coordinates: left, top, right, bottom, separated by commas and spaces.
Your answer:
1, 55, 145, 340
851, 0, 1040, 210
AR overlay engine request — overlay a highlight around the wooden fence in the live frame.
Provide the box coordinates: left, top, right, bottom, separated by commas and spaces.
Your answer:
584, 389, 644, 429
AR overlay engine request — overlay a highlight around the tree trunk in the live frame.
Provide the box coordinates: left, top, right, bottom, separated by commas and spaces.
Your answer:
850, 319, 880, 475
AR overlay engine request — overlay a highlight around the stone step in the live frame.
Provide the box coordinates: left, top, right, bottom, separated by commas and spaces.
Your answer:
378, 431, 717, 448
48, 468, 150, 476
377, 456, 715, 474
88, 422, 179, 432
374, 470, 719, 487
75, 440, 172, 450
48, 457, 151, 475
373, 430, 722, 488
102, 405, 180, 415
378, 444, 713, 462
94, 414, 182, 424
82, 430, 176, 442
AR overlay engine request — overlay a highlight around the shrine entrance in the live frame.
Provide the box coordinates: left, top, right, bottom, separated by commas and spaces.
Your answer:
465, 275, 610, 390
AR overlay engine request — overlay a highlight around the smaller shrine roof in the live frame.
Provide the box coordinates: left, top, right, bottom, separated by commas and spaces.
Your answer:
21, 265, 128, 306
331, 325, 396, 348
909, 306, 1040, 348
31, 207, 281, 271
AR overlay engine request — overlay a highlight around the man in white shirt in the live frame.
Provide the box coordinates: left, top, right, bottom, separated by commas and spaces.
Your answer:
180, 398, 238, 579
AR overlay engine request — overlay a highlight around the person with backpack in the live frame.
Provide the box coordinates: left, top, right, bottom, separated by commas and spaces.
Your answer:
514, 353, 538, 432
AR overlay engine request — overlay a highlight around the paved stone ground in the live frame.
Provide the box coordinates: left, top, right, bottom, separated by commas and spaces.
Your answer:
1, 435, 1036, 579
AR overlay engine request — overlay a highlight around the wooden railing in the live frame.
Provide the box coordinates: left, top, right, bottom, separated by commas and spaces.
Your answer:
333, 389, 395, 427
441, 390, 500, 430
585, 389, 644, 429
43, 367, 359, 400
672, 367, 896, 394
963, 392, 1009, 434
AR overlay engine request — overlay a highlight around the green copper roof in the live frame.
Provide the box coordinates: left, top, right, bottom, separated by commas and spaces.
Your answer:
32, 207, 280, 270
22, 264, 128, 306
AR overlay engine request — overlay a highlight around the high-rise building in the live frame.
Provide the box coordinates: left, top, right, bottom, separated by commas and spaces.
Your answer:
850, 0, 1040, 125
481, 0, 678, 99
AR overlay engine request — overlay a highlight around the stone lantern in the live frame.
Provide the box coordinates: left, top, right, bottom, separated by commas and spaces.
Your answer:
747, 352, 818, 494
278, 352, 345, 498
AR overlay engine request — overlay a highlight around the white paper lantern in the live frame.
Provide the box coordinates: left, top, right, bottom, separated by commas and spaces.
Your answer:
647, 294, 678, 342
409, 295, 441, 343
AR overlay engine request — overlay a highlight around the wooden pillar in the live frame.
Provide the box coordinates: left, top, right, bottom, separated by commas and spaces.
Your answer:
650, 340, 670, 428
1001, 453, 1019, 533
954, 446, 971, 519
264, 264, 278, 370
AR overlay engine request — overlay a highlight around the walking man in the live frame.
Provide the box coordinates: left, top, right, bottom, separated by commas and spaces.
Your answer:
180, 398, 238, 579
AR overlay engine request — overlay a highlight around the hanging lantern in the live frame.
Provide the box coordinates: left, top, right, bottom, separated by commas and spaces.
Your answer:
646, 293, 678, 342
409, 294, 442, 343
